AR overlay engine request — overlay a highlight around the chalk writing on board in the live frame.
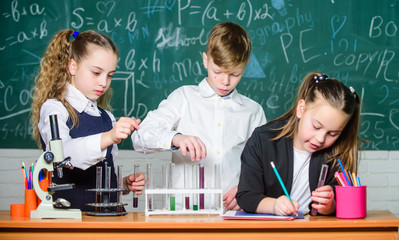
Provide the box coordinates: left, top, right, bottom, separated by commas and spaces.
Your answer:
1, 0, 398, 150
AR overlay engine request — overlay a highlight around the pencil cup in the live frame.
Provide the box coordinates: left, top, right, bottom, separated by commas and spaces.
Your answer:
335, 185, 367, 219
10, 204, 25, 217
24, 189, 38, 217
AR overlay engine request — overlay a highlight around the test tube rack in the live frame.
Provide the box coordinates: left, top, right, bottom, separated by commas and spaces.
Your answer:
85, 164, 127, 216
85, 187, 128, 216
144, 188, 223, 216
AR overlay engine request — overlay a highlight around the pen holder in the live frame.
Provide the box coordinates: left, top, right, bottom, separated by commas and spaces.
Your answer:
335, 185, 367, 219
10, 204, 25, 217
24, 189, 38, 217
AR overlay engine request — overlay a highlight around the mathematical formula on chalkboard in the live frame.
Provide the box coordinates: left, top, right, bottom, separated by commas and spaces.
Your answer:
1, 0, 398, 150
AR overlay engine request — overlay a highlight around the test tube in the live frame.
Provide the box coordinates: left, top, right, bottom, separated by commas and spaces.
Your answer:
311, 164, 329, 216
95, 166, 102, 212
133, 164, 139, 208
169, 163, 175, 211
146, 163, 153, 211
214, 163, 221, 210
184, 164, 191, 210
117, 165, 123, 212
192, 164, 198, 211
199, 163, 205, 209
103, 162, 111, 212
162, 164, 169, 209
106, 166, 111, 188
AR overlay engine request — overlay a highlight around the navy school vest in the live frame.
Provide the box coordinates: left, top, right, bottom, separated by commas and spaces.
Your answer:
51, 107, 118, 212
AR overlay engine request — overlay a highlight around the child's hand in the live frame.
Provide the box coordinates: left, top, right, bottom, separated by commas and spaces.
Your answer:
172, 134, 207, 161
311, 185, 335, 215
114, 117, 140, 141
223, 185, 241, 210
124, 172, 145, 195
102, 117, 141, 149
273, 195, 299, 216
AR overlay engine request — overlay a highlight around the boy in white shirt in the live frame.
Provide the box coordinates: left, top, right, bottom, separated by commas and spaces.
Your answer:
132, 22, 266, 210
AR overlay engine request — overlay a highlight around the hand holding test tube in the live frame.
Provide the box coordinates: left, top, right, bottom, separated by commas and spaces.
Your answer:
311, 164, 329, 216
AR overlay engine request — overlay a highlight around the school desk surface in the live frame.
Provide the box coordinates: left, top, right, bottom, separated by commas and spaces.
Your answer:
0, 210, 398, 240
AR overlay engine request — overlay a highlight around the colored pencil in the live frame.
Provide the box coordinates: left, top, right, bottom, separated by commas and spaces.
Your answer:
334, 173, 342, 186
347, 170, 354, 186
337, 159, 351, 186
352, 172, 358, 186
340, 172, 349, 186
21, 166, 28, 189
22, 162, 29, 182
31, 163, 34, 190
335, 171, 346, 187
270, 161, 298, 216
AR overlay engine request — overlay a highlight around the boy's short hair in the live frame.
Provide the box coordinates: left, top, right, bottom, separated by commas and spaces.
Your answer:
206, 22, 251, 70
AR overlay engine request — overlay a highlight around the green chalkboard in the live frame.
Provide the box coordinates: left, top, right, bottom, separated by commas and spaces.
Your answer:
1, 0, 398, 150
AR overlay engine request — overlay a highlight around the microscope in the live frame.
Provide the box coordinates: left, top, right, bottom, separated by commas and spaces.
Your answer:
30, 114, 81, 219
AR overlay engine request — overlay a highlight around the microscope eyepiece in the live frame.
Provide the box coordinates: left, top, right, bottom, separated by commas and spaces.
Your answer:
49, 115, 61, 140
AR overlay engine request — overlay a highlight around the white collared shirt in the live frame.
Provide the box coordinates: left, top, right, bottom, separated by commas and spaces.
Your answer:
38, 83, 117, 170
132, 78, 266, 194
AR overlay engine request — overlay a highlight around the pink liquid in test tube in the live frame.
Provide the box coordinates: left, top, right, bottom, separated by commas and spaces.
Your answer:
199, 164, 204, 209
133, 164, 139, 208
185, 197, 190, 209
184, 164, 191, 210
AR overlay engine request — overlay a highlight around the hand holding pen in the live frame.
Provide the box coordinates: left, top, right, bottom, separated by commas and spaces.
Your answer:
270, 161, 299, 216
273, 195, 300, 216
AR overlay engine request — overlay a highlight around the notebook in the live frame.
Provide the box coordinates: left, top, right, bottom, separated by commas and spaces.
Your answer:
222, 210, 305, 220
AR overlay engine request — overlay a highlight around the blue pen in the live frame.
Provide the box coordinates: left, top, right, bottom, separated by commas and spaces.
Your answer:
337, 159, 351, 187
270, 161, 298, 216
356, 177, 361, 186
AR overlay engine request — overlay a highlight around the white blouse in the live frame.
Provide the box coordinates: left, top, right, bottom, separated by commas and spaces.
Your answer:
38, 83, 117, 170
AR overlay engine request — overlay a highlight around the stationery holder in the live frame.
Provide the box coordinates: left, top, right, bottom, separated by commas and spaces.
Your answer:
336, 185, 367, 219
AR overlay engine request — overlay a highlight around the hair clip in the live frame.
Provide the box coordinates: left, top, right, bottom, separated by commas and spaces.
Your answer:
72, 31, 79, 39
313, 74, 328, 83
349, 86, 356, 98
349, 86, 355, 94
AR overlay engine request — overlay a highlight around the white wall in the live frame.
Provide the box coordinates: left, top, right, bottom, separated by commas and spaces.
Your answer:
1, 149, 398, 217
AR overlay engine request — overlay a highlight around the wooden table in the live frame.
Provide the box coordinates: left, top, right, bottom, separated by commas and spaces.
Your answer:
1, 210, 398, 239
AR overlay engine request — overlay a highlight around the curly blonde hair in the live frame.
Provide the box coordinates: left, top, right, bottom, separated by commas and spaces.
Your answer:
31, 29, 117, 149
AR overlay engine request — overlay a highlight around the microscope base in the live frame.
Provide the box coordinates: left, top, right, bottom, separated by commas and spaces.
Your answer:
31, 204, 82, 219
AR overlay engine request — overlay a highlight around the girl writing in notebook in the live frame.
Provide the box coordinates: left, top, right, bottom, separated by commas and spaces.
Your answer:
237, 72, 361, 216
31, 29, 144, 211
